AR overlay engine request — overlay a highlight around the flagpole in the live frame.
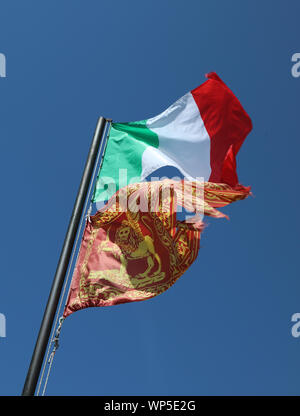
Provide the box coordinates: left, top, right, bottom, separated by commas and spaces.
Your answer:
22, 116, 107, 396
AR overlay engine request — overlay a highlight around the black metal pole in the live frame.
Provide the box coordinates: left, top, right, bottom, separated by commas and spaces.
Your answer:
22, 116, 107, 396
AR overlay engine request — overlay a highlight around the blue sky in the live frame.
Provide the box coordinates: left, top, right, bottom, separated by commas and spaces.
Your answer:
1, 0, 300, 396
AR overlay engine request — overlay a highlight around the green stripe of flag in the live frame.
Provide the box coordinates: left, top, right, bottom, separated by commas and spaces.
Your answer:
93, 121, 158, 202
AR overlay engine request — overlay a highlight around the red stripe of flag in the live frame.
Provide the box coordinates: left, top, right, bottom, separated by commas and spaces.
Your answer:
191, 72, 252, 188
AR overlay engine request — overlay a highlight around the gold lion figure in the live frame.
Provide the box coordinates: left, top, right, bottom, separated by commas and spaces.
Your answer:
112, 220, 165, 287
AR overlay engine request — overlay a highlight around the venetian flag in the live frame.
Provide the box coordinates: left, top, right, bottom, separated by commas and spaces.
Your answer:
93, 72, 252, 203
64, 180, 250, 317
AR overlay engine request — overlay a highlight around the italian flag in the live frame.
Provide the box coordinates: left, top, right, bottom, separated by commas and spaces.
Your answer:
93, 72, 252, 203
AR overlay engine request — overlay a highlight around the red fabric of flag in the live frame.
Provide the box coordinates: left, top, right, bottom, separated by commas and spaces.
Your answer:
64, 180, 250, 317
